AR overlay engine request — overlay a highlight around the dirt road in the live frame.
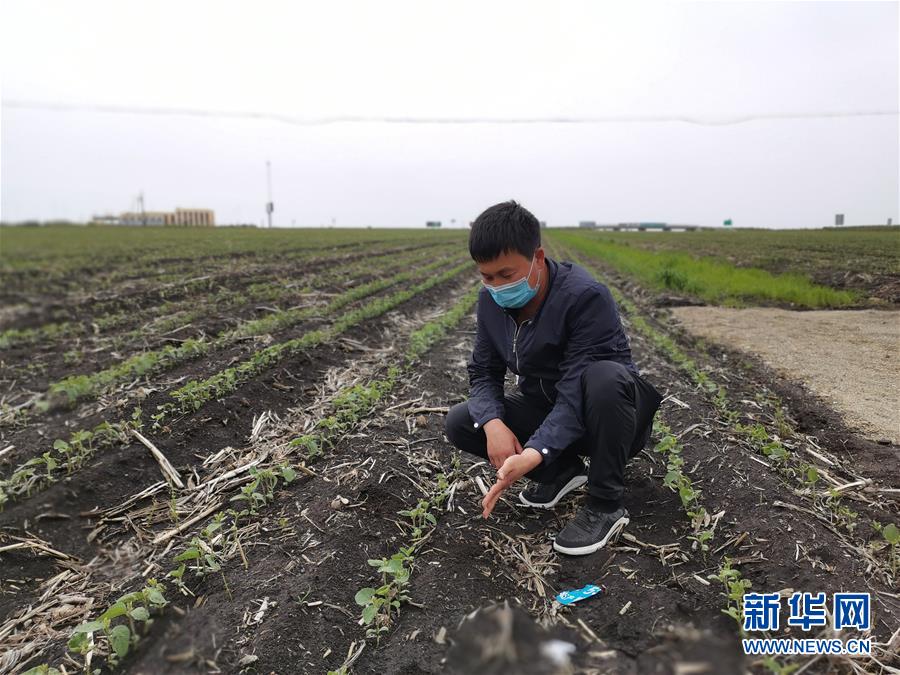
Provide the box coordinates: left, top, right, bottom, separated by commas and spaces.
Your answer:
670, 306, 899, 445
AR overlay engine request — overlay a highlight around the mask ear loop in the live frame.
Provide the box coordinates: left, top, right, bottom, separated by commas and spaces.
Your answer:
528, 251, 542, 290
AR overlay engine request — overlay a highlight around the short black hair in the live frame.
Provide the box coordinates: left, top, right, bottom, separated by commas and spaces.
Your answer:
468, 200, 541, 263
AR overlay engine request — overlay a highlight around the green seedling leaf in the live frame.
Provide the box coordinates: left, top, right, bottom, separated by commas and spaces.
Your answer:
884, 523, 900, 545
108, 624, 131, 658
362, 603, 378, 624
146, 587, 167, 606
129, 606, 150, 621
99, 602, 127, 622
72, 620, 104, 634
355, 588, 376, 606
175, 547, 201, 562
67, 631, 89, 653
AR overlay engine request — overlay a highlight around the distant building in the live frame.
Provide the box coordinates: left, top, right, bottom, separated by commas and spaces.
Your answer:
578, 221, 597, 228
120, 211, 171, 226
426, 221, 442, 228
92, 208, 215, 226
172, 208, 215, 226
595, 222, 701, 232
620, 222, 667, 231
90, 215, 122, 226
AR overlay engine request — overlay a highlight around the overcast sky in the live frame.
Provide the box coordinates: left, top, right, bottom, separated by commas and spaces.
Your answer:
1, 1, 897, 228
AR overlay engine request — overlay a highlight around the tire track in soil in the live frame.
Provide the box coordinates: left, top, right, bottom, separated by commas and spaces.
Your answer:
0, 268, 476, 628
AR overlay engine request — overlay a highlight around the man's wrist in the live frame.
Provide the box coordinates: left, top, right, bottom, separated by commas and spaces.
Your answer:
483, 418, 504, 433
522, 447, 544, 468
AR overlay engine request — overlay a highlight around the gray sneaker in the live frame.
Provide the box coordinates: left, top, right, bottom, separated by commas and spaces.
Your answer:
552, 505, 630, 555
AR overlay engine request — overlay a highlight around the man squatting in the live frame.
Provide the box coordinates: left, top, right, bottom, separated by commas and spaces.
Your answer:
444, 201, 664, 555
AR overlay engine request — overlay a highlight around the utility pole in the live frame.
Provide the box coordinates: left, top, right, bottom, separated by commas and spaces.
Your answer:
265, 161, 274, 228
138, 191, 146, 226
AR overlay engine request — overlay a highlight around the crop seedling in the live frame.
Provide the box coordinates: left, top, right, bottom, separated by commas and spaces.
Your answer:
67, 580, 168, 667
169, 466, 294, 593
229, 466, 285, 518
355, 545, 415, 640
0, 412, 140, 508
398, 499, 437, 541
871, 521, 899, 577
708, 558, 751, 631
652, 420, 714, 551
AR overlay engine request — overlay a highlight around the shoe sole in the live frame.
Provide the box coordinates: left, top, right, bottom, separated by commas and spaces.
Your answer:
518, 474, 588, 509
552, 515, 630, 556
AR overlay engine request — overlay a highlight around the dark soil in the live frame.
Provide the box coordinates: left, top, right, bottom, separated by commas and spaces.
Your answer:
0, 241, 457, 391
110, 292, 753, 674
0, 240, 451, 333
4, 238, 897, 675
0, 249, 465, 471
0, 269, 475, 628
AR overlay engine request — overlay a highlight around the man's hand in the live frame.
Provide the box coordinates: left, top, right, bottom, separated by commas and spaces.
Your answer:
481, 448, 543, 518
483, 418, 524, 469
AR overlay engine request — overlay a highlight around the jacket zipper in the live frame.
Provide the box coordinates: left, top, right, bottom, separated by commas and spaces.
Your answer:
510, 315, 532, 374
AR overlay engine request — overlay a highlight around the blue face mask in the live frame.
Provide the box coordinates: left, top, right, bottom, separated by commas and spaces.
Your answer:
484, 255, 542, 309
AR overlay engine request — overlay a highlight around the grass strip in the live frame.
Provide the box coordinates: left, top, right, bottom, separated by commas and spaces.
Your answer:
553, 230, 859, 308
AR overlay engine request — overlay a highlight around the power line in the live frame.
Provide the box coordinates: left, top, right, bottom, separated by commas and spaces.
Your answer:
3, 99, 898, 127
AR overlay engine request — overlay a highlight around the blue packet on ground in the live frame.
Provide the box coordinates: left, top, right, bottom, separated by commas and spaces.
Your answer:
555, 584, 604, 606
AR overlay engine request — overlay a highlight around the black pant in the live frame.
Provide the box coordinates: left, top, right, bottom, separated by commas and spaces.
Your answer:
444, 361, 663, 502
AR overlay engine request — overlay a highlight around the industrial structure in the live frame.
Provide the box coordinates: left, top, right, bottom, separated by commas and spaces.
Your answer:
91, 208, 215, 227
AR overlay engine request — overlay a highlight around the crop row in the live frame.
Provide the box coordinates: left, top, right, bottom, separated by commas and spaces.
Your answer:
0, 241, 456, 352
0, 242, 457, 406
159, 257, 474, 421
1, 225, 463, 276
27, 277, 480, 672
0, 260, 474, 509
4, 248, 466, 423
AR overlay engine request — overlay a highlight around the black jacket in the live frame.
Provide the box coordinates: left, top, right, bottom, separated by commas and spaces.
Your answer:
466, 256, 639, 466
